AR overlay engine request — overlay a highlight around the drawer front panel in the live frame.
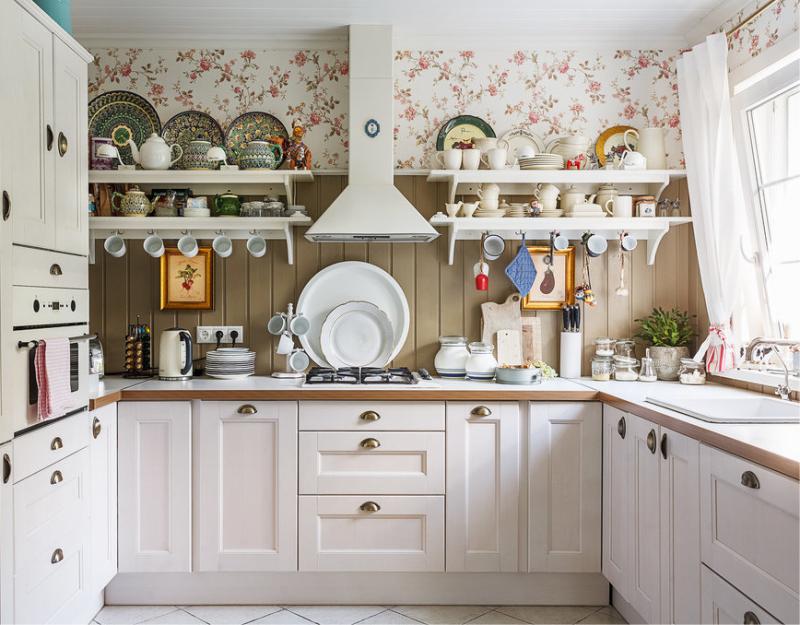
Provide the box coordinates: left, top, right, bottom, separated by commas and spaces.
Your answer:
299, 496, 444, 572
701, 566, 780, 625
13, 412, 89, 482
299, 401, 445, 431
700, 445, 799, 624
12, 246, 88, 289
299, 431, 444, 494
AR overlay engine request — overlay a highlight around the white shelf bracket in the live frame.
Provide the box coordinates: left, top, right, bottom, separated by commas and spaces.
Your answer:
448, 175, 459, 204
282, 174, 294, 206
89, 236, 96, 264
646, 225, 671, 265
652, 173, 671, 201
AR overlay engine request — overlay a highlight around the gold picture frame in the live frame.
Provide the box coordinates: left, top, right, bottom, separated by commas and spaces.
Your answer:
160, 248, 214, 310
522, 246, 576, 310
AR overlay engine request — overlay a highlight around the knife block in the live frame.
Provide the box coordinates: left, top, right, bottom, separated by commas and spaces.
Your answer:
559, 331, 583, 378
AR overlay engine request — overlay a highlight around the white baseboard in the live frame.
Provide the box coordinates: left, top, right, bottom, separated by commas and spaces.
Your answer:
106, 572, 609, 606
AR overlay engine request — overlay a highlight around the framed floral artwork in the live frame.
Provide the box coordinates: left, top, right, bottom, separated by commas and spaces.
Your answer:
160, 248, 213, 310
522, 246, 575, 310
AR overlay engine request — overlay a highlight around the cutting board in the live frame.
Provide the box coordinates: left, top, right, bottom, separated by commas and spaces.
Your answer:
497, 329, 523, 366
521, 316, 543, 362
481, 293, 522, 347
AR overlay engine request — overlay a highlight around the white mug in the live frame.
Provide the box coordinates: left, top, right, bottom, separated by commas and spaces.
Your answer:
142, 234, 164, 258
246, 234, 268, 258
288, 348, 310, 372
276, 331, 294, 355
436, 149, 462, 170
472, 137, 508, 153
620, 234, 638, 252
613, 195, 633, 218
103, 234, 126, 258
481, 147, 508, 170
212, 234, 233, 258
289, 313, 310, 336
480, 198, 499, 211
584, 234, 608, 257
461, 148, 481, 170
552, 233, 570, 251
267, 313, 287, 335
177, 234, 198, 258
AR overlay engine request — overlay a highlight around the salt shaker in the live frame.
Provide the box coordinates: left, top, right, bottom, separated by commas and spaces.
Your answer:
639, 348, 657, 382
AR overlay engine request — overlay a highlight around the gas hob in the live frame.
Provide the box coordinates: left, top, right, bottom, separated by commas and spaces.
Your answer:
305, 367, 417, 385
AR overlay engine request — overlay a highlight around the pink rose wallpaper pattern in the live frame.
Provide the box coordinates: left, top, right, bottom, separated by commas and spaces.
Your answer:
716, 0, 799, 71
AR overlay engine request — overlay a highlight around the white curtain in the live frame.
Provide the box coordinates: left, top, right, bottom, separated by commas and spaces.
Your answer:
677, 33, 750, 372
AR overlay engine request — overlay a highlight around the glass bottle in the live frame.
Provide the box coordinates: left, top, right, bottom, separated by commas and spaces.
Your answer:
639, 348, 657, 382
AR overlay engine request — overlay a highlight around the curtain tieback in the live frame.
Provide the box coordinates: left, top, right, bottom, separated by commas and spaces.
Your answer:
694, 323, 737, 373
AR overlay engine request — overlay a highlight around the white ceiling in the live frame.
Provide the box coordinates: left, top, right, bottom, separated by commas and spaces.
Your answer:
72, 0, 748, 48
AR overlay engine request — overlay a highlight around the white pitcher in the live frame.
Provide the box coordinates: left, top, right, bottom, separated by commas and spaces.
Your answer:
623, 128, 665, 170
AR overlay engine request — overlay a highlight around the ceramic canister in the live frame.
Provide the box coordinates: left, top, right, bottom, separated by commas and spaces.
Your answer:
434, 336, 470, 378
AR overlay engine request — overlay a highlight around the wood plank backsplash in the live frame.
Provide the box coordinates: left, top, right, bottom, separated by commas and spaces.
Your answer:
89, 175, 705, 375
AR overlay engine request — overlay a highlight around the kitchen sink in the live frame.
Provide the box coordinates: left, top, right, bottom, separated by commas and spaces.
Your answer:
646, 396, 800, 423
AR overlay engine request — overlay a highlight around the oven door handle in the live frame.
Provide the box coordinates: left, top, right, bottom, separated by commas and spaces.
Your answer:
17, 334, 96, 350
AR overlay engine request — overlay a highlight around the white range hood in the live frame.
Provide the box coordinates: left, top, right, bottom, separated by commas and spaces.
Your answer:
305, 25, 438, 243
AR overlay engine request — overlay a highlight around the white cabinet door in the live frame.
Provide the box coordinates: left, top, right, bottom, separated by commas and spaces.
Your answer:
52, 36, 88, 256
659, 427, 700, 625
446, 402, 520, 572
196, 401, 297, 572
628, 414, 661, 623
602, 405, 631, 596
299, 495, 444, 572
0, 444, 13, 624
701, 565, 781, 625
90, 404, 117, 592
118, 401, 192, 573
3, 2, 55, 249
529, 402, 601, 572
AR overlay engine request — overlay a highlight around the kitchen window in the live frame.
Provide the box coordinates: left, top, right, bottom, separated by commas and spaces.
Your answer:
733, 59, 800, 338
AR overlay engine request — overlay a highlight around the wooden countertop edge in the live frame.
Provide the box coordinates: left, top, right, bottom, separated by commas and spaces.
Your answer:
89, 391, 122, 410
598, 393, 800, 480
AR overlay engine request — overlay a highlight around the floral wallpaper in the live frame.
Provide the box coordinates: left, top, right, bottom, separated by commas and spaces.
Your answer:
715, 0, 799, 71
88, 45, 684, 169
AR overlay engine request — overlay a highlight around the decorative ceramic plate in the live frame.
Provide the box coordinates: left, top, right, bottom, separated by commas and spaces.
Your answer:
501, 128, 544, 165
595, 125, 638, 166
224, 111, 289, 166
162, 110, 225, 169
320, 301, 394, 368
435, 115, 495, 151
88, 90, 161, 166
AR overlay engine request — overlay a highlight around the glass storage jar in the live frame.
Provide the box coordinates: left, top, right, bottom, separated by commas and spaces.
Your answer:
591, 356, 614, 381
638, 348, 657, 382
465, 342, 498, 380
594, 338, 615, 357
614, 339, 636, 358
613, 355, 639, 381
434, 336, 469, 378
679, 358, 706, 385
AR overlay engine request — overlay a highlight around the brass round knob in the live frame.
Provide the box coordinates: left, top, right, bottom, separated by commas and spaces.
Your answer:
360, 410, 380, 422
359, 501, 381, 513
471, 405, 492, 417
359, 438, 381, 449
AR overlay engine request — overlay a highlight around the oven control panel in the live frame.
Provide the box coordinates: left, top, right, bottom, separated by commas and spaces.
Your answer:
13, 287, 89, 327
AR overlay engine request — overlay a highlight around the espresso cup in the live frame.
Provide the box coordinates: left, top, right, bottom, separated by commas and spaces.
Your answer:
212, 234, 233, 258
246, 234, 268, 258
481, 147, 508, 170
552, 233, 570, 251
177, 234, 199, 258
620, 233, 638, 251
142, 234, 165, 258
461, 148, 481, 170
103, 234, 126, 258
583, 233, 608, 257
436, 149, 462, 170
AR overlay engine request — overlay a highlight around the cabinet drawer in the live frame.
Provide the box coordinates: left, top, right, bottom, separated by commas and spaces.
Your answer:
701, 565, 780, 625
700, 445, 799, 624
299, 495, 444, 572
12, 246, 88, 289
13, 412, 90, 482
299, 431, 444, 494
299, 401, 445, 431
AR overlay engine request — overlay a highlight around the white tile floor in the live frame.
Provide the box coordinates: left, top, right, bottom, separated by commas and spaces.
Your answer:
93, 605, 627, 625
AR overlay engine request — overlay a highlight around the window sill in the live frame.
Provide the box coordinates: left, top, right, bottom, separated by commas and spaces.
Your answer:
715, 368, 800, 392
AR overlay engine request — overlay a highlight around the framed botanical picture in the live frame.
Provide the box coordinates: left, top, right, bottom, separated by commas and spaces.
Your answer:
160, 248, 214, 310
522, 246, 576, 310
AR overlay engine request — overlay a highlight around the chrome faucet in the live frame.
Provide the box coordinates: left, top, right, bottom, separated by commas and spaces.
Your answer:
769, 346, 791, 401
744, 337, 800, 363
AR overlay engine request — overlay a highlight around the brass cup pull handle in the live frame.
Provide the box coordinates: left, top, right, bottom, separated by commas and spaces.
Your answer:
50, 263, 63, 276
743, 611, 761, 625
51, 437, 63, 451
471, 405, 492, 417
360, 410, 381, 422
57, 131, 68, 157
360, 501, 381, 513
2, 190, 9, 221
237, 404, 258, 415
360, 438, 381, 449
51, 548, 64, 564
46, 124, 54, 151
92, 417, 102, 439
50, 470, 63, 485
646, 429, 657, 454
741, 470, 760, 490
617, 416, 626, 439
2, 454, 11, 484
660, 433, 667, 460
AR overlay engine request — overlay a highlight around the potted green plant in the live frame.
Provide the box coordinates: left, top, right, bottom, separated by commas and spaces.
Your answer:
635, 307, 695, 380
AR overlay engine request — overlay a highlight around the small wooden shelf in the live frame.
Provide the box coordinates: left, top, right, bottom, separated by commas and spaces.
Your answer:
89, 215, 312, 265
426, 169, 687, 204
429, 215, 692, 266
88, 169, 314, 205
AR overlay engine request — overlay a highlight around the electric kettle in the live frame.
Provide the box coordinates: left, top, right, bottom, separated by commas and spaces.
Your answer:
158, 328, 193, 380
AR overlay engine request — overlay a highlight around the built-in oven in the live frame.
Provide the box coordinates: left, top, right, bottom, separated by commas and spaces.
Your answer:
7, 286, 90, 433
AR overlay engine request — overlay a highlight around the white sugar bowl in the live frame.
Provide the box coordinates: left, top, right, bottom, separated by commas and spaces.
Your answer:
465, 342, 498, 380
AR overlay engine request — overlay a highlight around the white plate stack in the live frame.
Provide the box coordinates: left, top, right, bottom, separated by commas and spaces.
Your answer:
206, 347, 256, 379
518, 154, 564, 170
505, 203, 529, 218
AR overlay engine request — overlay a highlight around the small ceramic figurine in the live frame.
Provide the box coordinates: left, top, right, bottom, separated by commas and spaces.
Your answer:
286, 119, 312, 170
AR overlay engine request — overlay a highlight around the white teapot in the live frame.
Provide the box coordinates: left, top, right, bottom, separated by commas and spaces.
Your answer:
560, 185, 586, 213
128, 133, 183, 170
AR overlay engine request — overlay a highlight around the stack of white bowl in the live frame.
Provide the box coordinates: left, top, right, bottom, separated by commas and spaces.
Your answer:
474, 205, 507, 218
504, 203, 530, 218
518, 154, 564, 170
206, 347, 256, 379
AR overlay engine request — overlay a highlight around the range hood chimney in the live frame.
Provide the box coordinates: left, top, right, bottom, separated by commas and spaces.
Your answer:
305, 25, 438, 243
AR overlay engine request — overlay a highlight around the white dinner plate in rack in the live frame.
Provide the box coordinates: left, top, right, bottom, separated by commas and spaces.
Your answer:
297, 261, 410, 368
320, 301, 394, 368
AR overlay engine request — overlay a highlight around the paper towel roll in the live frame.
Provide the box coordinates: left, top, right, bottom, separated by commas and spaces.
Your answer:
560, 332, 583, 378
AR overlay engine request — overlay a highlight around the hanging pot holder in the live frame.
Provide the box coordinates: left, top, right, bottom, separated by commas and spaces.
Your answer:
505, 236, 537, 295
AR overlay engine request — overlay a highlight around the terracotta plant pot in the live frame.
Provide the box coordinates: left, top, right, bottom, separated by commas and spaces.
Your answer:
649, 345, 690, 381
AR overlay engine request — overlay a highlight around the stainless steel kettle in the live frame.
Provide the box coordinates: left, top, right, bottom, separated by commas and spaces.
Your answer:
158, 328, 193, 380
